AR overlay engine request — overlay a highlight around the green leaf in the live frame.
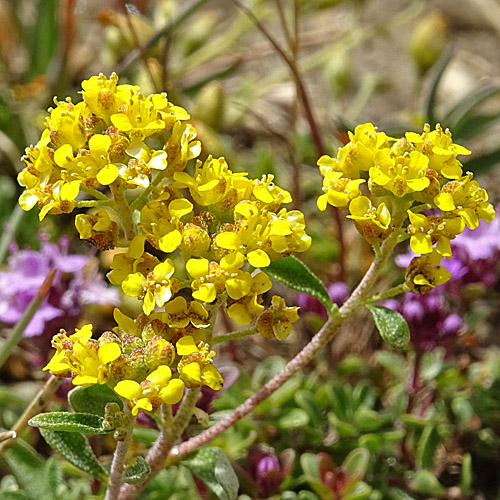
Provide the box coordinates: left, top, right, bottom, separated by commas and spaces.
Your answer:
410, 470, 445, 496
39, 429, 108, 481
29, 412, 110, 434
183, 447, 239, 500
460, 453, 472, 496
2, 440, 45, 499
462, 146, 500, 176
27, 0, 60, 78
343, 448, 370, 481
444, 84, 500, 129
416, 425, 439, 469
452, 112, 500, 141
367, 305, 410, 350
342, 482, 372, 500
44, 457, 63, 498
68, 384, 123, 416
422, 46, 454, 126
279, 408, 310, 429
123, 456, 151, 484
265, 256, 334, 313
0, 492, 33, 500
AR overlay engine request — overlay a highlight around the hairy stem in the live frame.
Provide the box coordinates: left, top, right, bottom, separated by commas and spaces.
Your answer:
119, 388, 201, 500
366, 283, 409, 303
104, 406, 136, 500
211, 327, 257, 345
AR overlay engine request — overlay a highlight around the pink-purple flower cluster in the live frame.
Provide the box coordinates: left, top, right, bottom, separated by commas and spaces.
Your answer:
0, 233, 119, 338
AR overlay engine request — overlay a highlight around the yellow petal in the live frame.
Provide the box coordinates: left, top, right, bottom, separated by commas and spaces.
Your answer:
160, 379, 185, 405
114, 379, 142, 400
147, 365, 172, 385
98, 342, 121, 364
176, 335, 198, 355
247, 249, 270, 268
202, 364, 224, 390
159, 230, 182, 253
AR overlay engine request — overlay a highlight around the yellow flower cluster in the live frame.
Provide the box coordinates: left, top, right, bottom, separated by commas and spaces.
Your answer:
20, 73, 309, 416
318, 123, 495, 293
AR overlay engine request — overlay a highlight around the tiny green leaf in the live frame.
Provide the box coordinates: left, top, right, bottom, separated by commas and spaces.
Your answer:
29, 412, 110, 434
343, 448, 370, 481
416, 424, 439, 469
68, 384, 123, 416
367, 305, 410, 350
123, 456, 151, 484
410, 470, 445, 496
39, 429, 108, 481
183, 447, 239, 500
265, 256, 334, 313
460, 453, 472, 496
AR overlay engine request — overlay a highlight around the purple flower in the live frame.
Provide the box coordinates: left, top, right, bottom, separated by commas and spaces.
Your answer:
0, 233, 119, 337
384, 289, 463, 351
246, 446, 295, 498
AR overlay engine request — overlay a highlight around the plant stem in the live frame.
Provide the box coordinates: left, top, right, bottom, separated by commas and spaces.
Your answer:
366, 283, 409, 303
0, 204, 24, 265
74, 199, 113, 208
110, 181, 135, 241
0, 375, 62, 456
0, 268, 56, 370
80, 185, 110, 201
104, 406, 136, 500
211, 327, 257, 345
118, 388, 201, 500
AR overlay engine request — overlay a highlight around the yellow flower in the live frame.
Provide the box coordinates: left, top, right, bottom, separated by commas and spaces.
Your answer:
186, 257, 250, 303
317, 170, 365, 210
176, 336, 224, 390
226, 272, 272, 325
164, 121, 202, 175
163, 296, 210, 329
369, 150, 430, 197
216, 202, 311, 267
114, 365, 185, 415
37, 179, 81, 220
405, 251, 452, 294
139, 196, 193, 253
256, 296, 300, 341
251, 174, 292, 210
80, 72, 138, 120
43, 325, 122, 386
46, 98, 89, 151
122, 259, 179, 315
407, 211, 463, 258
120, 140, 168, 188
406, 123, 470, 179
107, 235, 160, 286
173, 156, 247, 207
75, 208, 119, 250
347, 196, 392, 244
434, 173, 496, 229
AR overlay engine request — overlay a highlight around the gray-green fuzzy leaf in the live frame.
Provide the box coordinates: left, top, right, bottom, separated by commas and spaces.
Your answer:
183, 447, 239, 500
265, 256, 334, 313
123, 456, 151, 484
29, 412, 110, 434
367, 305, 410, 350
68, 384, 123, 416
39, 429, 107, 481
